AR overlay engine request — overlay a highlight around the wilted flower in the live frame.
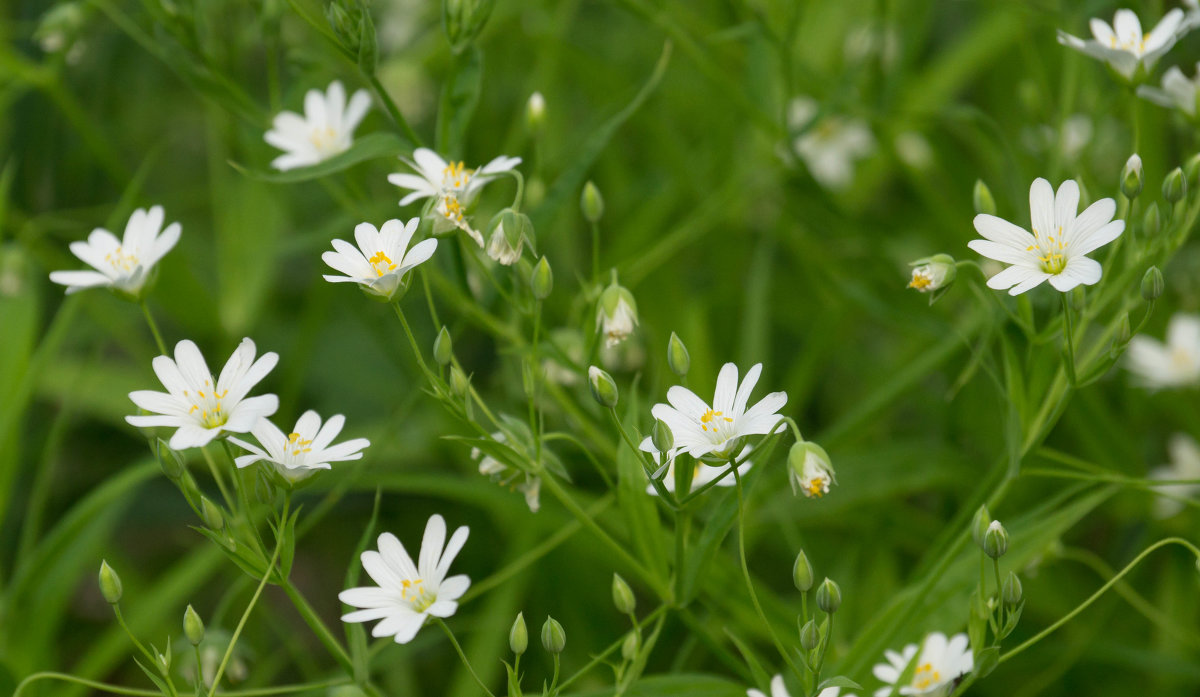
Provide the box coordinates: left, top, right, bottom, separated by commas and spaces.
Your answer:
651, 363, 786, 461
1149, 433, 1200, 518
486, 221, 523, 265
1057, 9, 1187, 81
872, 632, 973, 697
340, 514, 470, 644
126, 338, 279, 450
472, 430, 542, 512
1126, 313, 1200, 388
387, 148, 521, 246
788, 441, 836, 498
748, 674, 854, 697
968, 178, 1123, 295
229, 411, 370, 484
49, 206, 181, 297
788, 96, 874, 190
597, 279, 638, 348
322, 218, 437, 300
639, 438, 751, 495
264, 81, 371, 171
1139, 63, 1200, 117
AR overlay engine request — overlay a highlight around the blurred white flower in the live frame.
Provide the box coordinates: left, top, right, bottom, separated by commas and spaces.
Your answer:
1126, 313, 1200, 388
322, 218, 437, 300
788, 97, 874, 190
126, 338, 279, 450
1149, 433, 1200, 518
651, 363, 787, 461
472, 432, 541, 512
1057, 9, 1186, 80
749, 674, 853, 697
872, 632, 973, 697
264, 81, 371, 171
49, 206, 180, 297
340, 514, 470, 644
229, 411, 369, 484
387, 148, 521, 246
968, 178, 1123, 295
895, 131, 934, 170
1138, 62, 1200, 116
640, 438, 751, 496
597, 281, 639, 348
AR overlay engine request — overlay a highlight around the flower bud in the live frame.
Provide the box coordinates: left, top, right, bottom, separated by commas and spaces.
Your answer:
983, 520, 1009, 559
621, 631, 639, 662
971, 504, 992, 548
531, 256, 553, 300
509, 612, 528, 655
159, 442, 185, 479
434, 327, 453, 366
612, 573, 636, 614
1163, 167, 1187, 204
99, 560, 123, 604
541, 615, 566, 654
442, 0, 494, 52
1142, 203, 1160, 238
486, 219, 524, 266
1115, 312, 1131, 347
1141, 266, 1164, 301
596, 279, 638, 348
581, 181, 604, 223
184, 604, 205, 646
1121, 154, 1144, 199
652, 419, 674, 453
973, 180, 996, 216
156, 646, 172, 674
588, 365, 619, 408
450, 365, 471, 397
815, 578, 842, 613
667, 332, 690, 377
793, 550, 814, 592
800, 619, 820, 651
787, 441, 835, 498
526, 92, 546, 134
1002, 572, 1023, 606
907, 253, 956, 293
200, 496, 224, 531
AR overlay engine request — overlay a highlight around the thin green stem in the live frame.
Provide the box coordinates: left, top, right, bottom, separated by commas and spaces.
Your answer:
1060, 294, 1078, 387
393, 302, 436, 382
112, 605, 156, 665
200, 446, 238, 517
140, 299, 167, 355
366, 73, 421, 146
992, 557, 1005, 629
590, 220, 601, 283
281, 580, 355, 672
436, 619, 496, 697
556, 607, 670, 690
14, 672, 160, 697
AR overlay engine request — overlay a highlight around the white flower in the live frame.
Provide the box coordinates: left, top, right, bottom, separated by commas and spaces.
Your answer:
1126, 313, 1200, 388
788, 97, 874, 190
472, 432, 541, 512
1138, 62, 1200, 116
651, 363, 787, 461
322, 218, 438, 300
49, 206, 181, 297
387, 148, 521, 246
640, 438, 751, 496
872, 632, 973, 697
1057, 9, 1186, 80
597, 282, 638, 348
339, 514, 470, 644
788, 442, 836, 499
486, 222, 524, 265
228, 411, 369, 484
264, 81, 371, 171
749, 674, 854, 697
968, 178, 1124, 295
1149, 433, 1200, 518
126, 338, 279, 450
907, 254, 956, 293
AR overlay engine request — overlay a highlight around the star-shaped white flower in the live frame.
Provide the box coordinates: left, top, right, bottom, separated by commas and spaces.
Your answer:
1149, 433, 1200, 518
49, 206, 181, 297
322, 218, 437, 300
339, 514, 470, 644
126, 338, 279, 450
788, 97, 874, 191
1057, 9, 1187, 80
229, 411, 369, 484
1126, 313, 1200, 388
264, 80, 371, 171
872, 632, 973, 697
1138, 62, 1200, 117
640, 438, 751, 496
386, 148, 521, 246
651, 363, 787, 461
968, 178, 1124, 295
749, 674, 853, 697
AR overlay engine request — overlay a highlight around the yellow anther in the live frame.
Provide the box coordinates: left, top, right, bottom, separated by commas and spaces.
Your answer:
908, 274, 932, 290
368, 251, 397, 276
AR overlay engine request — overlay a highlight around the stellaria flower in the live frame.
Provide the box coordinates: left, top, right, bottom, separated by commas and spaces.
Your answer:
749, 674, 855, 697
907, 254, 956, 294
1138, 62, 1200, 117
126, 338, 279, 450
49, 206, 180, 297
264, 80, 371, 171
651, 363, 787, 461
788, 441, 836, 499
1126, 313, 1200, 388
472, 431, 542, 512
1057, 8, 1187, 81
322, 218, 437, 300
872, 632, 973, 697
787, 96, 874, 190
1149, 433, 1200, 518
340, 514, 470, 644
640, 438, 751, 496
387, 148, 521, 246
229, 411, 369, 484
968, 178, 1124, 295
596, 278, 638, 348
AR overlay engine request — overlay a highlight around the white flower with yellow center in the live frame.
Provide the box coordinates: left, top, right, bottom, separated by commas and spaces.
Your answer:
264, 80, 371, 171
651, 363, 787, 461
1149, 433, 1200, 518
228, 411, 369, 484
387, 148, 521, 246
749, 674, 854, 697
126, 338, 279, 450
640, 438, 751, 496
322, 218, 437, 300
1057, 9, 1187, 81
788, 97, 874, 191
968, 178, 1123, 295
872, 632, 972, 697
49, 206, 181, 297
339, 514, 470, 644
1126, 313, 1200, 388
1139, 62, 1200, 117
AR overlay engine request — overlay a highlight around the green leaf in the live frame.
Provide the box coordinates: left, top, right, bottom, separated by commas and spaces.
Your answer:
228, 132, 409, 183
725, 629, 772, 689
816, 676, 863, 692
436, 47, 483, 155
974, 646, 1000, 679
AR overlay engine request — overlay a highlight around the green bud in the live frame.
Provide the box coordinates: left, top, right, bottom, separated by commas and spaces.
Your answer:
526, 92, 546, 134
971, 504, 992, 548
159, 441, 185, 479
815, 578, 841, 614
184, 604, 205, 646
1142, 266, 1164, 301
450, 365, 470, 397
1121, 154, 1144, 199
787, 441, 835, 498
799, 619, 820, 651
541, 615, 566, 654
612, 573, 636, 614
652, 419, 674, 453
99, 560, 123, 604
588, 366, 619, 408
621, 631, 639, 662
983, 520, 1009, 559
667, 332, 690, 377
1142, 202, 1161, 238
200, 496, 224, 530
793, 550, 814, 592
1115, 312, 1131, 346
907, 253, 957, 294
434, 327, 453, 366
581, 181, 604, 223
531, 256, 553, 300
156, 644, 172, 674
973, 180, 996, 216
597, 279, 638, 347
1002, 572, 1023, 606
509, 612, 528, 655
1163, 167, 1187, 204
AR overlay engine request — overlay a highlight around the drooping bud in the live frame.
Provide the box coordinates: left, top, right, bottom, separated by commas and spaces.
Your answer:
99, 560, 123, 604
450, 365, 471, 397
531, 256, 553, 300
971, 504, 992, 549
581, 181, 604, 223
541, 616, 566, 654
621, 632, 639, 662
973, 180, 996, 216
1142, 266, 1164, 301
184, 605, 205, 646
596, 278, 638, 348
526, 92, 546, 134
667, 332, 690, 377
907, 254, 956, 294
200, 496, 224, 531
800, 619, 820, 651
1142, 203, 1161, 238
1121, 154, 1144, 199
815, 578, 842, 613
509, 612, 528, 655
1002, 572, 1023, 606
1163, 167, 1187, 204
793, 550, 814, 592
588, 366, 619, 408
486, 216, 524, 266
612, 573, 636, 614
787, 441, 835, 498
983, 520, 1009, 559
434, 327, 453, 366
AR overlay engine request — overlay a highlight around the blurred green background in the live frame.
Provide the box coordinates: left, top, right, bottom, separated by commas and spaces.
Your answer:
3, 0, 1200, 695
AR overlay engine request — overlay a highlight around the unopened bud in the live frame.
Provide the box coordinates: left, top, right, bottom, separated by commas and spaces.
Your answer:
1142, 203, 1161, 238
184, 604, 205, 646
1141, 266, 1164, 301
612, 573, 636, 614
450, 365, 470, 397
800, 619, 820, 650
652, 419, 674, 453
816, 578, 842, 613
1121, 154, 1144, 199
509, 612, 528, 655
907, 253, 956, 294
667, 332, 690, 377
159, 442, 185, 479
99, 560, 123, 604
156, 647, 171, 674
541, 616, 566, 654
1002, 572, 1023, 606
526, 92, 546, 134
588, 366, 618, 408
1163, 167, 1187, 204
621, 631, 639, 661
793, 550, 814, 592
983, 520, 1009, 559
581, 181, 604, 223
971, 504, 992, 548
434, 327, 453, 366
1115, 312, 1131, 347
973, 180, 996, 216
200, 496, 224, 531
531, 256, 553, 300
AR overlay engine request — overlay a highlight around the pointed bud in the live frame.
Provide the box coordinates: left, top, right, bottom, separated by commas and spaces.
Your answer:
973, 180, 996, 216
99, 560, 122, 604
971, 504, 992, 548
526, 92, 546, 134
1121, 154, 1144, 199
1163, 167, 1187, 204
597, 279, 638, 348
652, 419, 674, 453
815, 578, 842, 613
787, 441, 835, 498
434, 327, 453, 366
509, 612, 528, 655
531, 256, 553, 300
1141, 266, 1164, 301
793, 550, 814, 592
588, 366, 618, 408
1142, 203, 1161, 238
667, 332, 690, 377
907, 253, 956, 294
1115, 312, 1131, 347
800, 619, 820, 650
184, 604, 205, 646
450, 365, 470, 397
1002, 572, 1023, 606
581, 181, 604, 223
156, 645, 172, 674
159, 441, 185, 479
541, 616, 566, 654
983, 520, 1009, 559
612, 573, 636, 614
621, 631, 639, 661
200, 496, 224, 531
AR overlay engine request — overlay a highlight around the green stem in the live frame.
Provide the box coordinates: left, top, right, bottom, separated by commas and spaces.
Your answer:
557, 605, 669, 691
112, 605, 156, 665
393, 302, 436, 382
1060, 294, 1078, 387
992, 557, 1005, 630
590, 220, 601, 283
200, 446, 238, 517
282, 580, 355, 672
436, 619, 496, 697
13, 674, 357, 697
139, 299, 168, 355
366, 72, 421, 147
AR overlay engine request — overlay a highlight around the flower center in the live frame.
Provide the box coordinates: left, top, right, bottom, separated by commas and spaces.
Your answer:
287, 432, 313, 458
309, 126, 340, 154
105, 246, 139, 272
441, 161, 471, 190
368, 250, 397, 277
184, 379, 230, 429
401, 578, 434, 612
1171, 346, 1194, 370
912, 662, 942, 691
807, 477, 827, 497
1028, 226, 1068, 274
908, 270, 933, 290
1109, 33, 1148, 56
440, 194, 466, 223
